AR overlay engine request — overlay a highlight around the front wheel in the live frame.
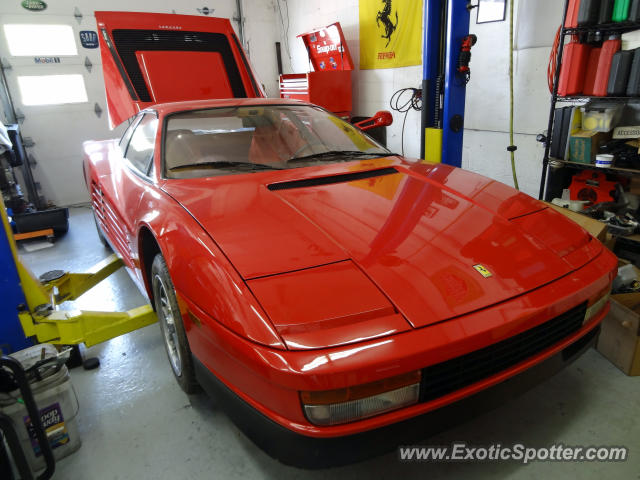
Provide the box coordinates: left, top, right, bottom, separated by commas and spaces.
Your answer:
151, 253, 199, 393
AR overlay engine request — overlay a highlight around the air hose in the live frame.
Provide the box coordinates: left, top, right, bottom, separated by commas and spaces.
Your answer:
509, 0, 519, 190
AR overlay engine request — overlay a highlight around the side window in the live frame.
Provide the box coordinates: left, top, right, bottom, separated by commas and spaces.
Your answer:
125, 114, 158, 174
119, 116, 140, 149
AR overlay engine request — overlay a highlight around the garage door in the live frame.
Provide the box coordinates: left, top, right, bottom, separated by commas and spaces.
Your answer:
0, 13, 123, 207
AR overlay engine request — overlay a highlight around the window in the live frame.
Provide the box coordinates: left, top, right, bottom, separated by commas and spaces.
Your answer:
119, 116, 141, 148
3, 24, 77, 56
477, 0, 507, 24
17, 74, 88, 106
164, 106, 388, 179
125, 114, 158, 174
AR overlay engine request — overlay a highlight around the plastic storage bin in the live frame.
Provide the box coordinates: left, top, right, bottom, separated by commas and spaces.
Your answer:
584, 47, 602, 94
581, 103, 624, 131
607, 49, 634, 95
0, 344, 81, 474
613, 0, 631, 21
578, 0, 601, 25
566, 0, 582, 28
627, 48, 640, 95
558, 42, 592, 95
589, 36, 622, 96
622, 30, 640, 50
600, 0, 616, 23
630, 0, 640, 20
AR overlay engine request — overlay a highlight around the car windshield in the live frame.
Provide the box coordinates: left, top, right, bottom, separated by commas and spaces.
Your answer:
163, 105, 391, 178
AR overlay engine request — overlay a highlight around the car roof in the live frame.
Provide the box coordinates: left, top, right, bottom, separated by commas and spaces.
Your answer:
150, 98, 311, 116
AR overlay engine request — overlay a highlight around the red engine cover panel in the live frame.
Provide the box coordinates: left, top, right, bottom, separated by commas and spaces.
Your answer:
136, 51, 234, 102
95, 11, 262, 127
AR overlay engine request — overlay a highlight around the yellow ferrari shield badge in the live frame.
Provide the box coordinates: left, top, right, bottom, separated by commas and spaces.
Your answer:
473, 265, 492, 278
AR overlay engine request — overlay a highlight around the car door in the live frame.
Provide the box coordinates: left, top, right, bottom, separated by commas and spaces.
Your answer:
101, 112, 158, 269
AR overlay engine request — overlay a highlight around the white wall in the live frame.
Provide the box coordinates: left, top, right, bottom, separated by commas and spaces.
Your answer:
465, 0, 564, 197
276, 0, 423, 159
276, 0, 564, 197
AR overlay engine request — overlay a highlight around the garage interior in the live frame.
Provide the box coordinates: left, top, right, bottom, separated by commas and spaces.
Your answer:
1, 0, 639, 479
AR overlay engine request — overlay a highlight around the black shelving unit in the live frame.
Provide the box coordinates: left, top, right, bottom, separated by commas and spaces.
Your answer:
539, 1, 640, 200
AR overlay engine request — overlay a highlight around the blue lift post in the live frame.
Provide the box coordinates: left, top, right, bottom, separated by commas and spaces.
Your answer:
0, 211, 31, 353
441, 0, 471, 167
421, 0, 443, 162
421, 0, 471, 167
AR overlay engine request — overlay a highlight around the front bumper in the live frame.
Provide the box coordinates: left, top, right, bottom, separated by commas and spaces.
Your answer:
194, 324, 599, 468
185, 245, 616, 439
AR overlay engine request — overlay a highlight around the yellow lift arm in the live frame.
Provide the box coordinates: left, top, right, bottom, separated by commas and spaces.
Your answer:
2, 198, 157, 347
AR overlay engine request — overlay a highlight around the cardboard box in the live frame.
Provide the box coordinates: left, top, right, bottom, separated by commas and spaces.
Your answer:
597, 297, 640, 376
545, 202, 608, 242
604, 233, 617, 252
613, 125, 640, 139
569, 130, 611, 164
629, 176, 640, 196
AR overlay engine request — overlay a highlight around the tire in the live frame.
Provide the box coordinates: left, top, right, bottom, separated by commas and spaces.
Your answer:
92, 210, 111, 250
151, 253, 199, 393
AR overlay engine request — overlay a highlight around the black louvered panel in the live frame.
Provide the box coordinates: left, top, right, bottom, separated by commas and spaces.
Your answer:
101, 199, 128, 255
91, 183, 105, 224
421, 303, 587, 402
110, 29, 247, 102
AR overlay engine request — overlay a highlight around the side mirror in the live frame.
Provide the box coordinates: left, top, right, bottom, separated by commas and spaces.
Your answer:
353, 111, 393, 132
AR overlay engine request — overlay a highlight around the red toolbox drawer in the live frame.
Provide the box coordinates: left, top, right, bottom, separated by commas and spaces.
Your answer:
280, 71, 352, 116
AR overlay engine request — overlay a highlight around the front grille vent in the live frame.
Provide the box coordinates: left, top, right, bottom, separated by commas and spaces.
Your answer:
421, 303, 587, 402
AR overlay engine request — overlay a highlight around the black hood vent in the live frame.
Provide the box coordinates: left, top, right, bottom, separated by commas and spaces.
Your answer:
267, 167, 398, 191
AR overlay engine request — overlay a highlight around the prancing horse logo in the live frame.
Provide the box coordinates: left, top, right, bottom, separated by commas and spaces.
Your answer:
473, 265, 493, 278
376, 0, 398, 48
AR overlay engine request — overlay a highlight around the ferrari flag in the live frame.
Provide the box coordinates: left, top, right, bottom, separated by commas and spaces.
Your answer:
359, 0, 423, 69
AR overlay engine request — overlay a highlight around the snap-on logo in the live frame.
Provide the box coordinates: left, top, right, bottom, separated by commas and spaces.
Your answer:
316, 44, 341, 54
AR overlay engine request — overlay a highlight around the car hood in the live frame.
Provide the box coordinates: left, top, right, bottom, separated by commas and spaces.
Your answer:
161, 158, 601, 333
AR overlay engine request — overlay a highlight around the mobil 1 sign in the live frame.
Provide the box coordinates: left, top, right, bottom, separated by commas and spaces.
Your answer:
80, 31, 99, 49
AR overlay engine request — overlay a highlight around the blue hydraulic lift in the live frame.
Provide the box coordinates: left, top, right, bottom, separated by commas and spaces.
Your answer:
421, 0, 472, 167
0, 212, 30, 353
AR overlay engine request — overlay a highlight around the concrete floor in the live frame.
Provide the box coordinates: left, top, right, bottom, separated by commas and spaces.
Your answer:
17, 207, 640, 480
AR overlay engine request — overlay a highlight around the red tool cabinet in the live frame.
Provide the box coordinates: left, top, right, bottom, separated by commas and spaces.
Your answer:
279, 23, 353, 119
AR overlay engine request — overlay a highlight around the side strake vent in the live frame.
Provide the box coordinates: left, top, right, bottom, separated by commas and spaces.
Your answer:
267, 167, 398, 191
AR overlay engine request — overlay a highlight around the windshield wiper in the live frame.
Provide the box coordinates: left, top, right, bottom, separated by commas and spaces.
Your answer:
168, 161, 283, 172
287, 150, 392, 164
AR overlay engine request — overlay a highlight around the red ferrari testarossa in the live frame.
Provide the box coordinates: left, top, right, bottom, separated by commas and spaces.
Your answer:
84, 11, 617, 467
